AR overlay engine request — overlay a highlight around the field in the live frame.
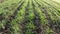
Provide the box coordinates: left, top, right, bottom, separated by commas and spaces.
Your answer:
0, 0, 60, 34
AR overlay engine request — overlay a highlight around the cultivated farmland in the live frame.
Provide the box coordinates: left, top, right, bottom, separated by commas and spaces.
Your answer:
0, 0, 60, 34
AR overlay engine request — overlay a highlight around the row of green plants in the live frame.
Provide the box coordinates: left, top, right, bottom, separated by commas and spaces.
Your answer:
0, 0, 21, 15
38, 0, 60, 23
9, 0, 29, 34
37, 0, 60, 33
43, 0, 60, 16
38, 0, 60, 17
0, 0, 60, 34
0, 0, 24, 30
25, 0, 35, 34
39, 0, 60, 25
33, 0, 54, 34
42, 0, 60, 12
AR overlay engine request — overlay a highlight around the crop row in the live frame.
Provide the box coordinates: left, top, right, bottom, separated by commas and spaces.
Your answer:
9, 0, 29, 34
36, 0, 60, 34
0, 0, 25, 33
0, 0, 60, 34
